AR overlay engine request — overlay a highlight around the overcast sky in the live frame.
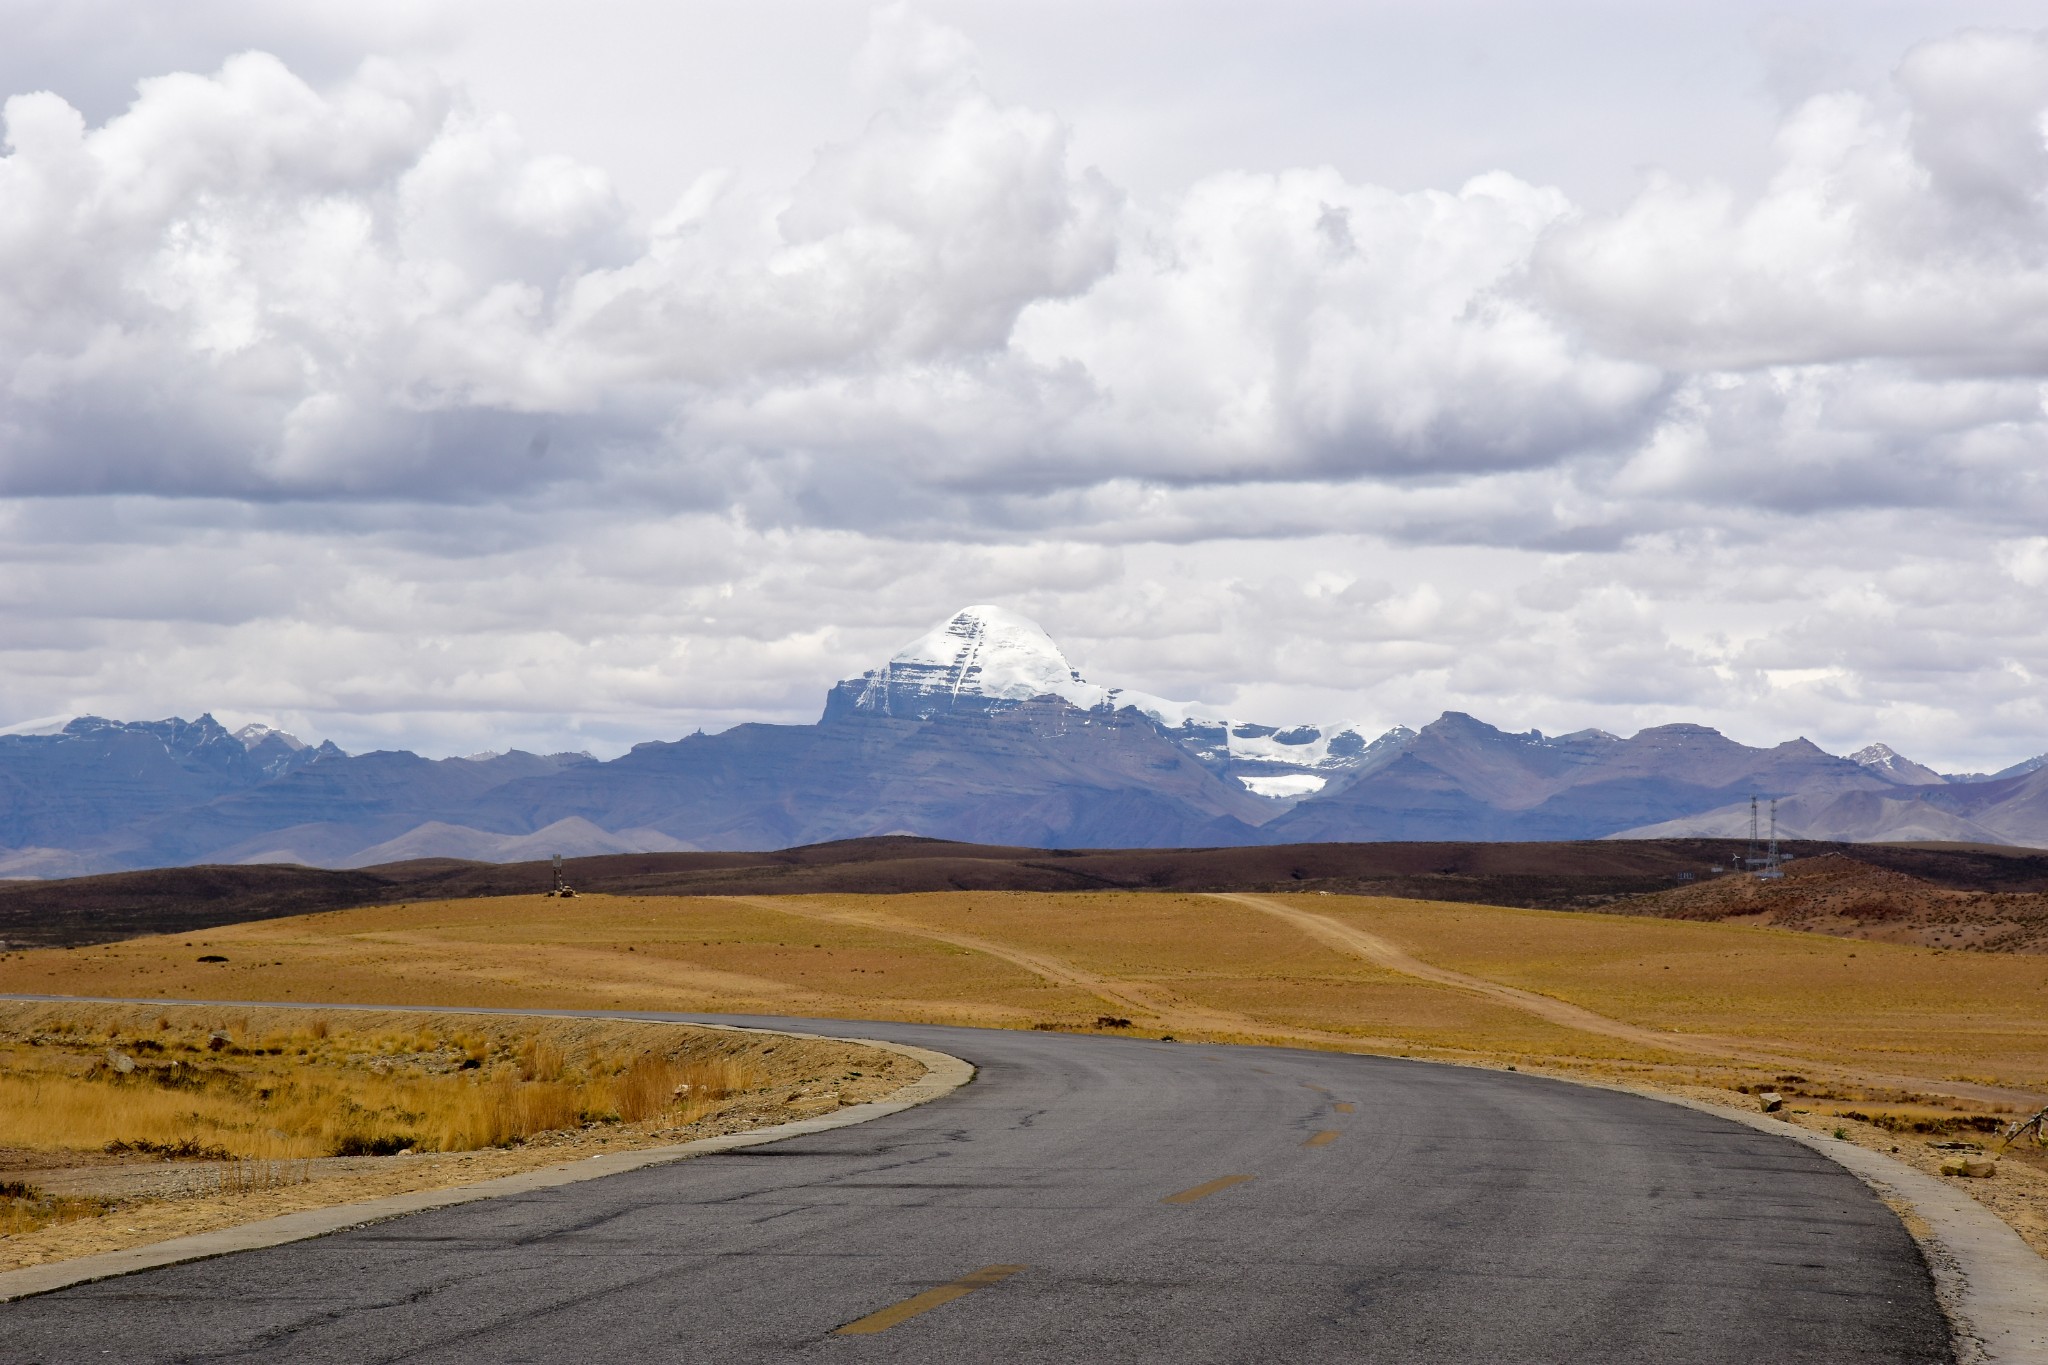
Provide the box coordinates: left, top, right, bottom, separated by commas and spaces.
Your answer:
4, 0, 2048, 770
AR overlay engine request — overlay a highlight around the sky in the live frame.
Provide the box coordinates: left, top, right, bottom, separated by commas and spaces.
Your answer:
3, 0, 2048, 770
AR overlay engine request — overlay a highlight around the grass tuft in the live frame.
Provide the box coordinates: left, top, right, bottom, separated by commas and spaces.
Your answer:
0, 1184, 110, 1238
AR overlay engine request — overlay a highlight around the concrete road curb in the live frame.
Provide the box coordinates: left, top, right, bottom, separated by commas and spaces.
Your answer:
1621, 1087, 2047, 1365
0, 1021, 973, 1305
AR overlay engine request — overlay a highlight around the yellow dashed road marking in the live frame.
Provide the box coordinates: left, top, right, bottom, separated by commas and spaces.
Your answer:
834, 1264, 1027, 1335
1162, 1174, 1255, 1204
1303, 1130, 1340, 1148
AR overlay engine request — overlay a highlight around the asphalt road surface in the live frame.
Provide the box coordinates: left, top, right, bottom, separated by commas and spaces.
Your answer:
0, 1013, 1951, 1363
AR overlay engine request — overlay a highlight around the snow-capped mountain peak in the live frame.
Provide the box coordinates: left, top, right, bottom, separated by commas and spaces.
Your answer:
837, 605, 1237, 723
1848, 742, 1947, 786
229, 721, 338, 778
234, 722, 308, 752
828, 606, 1412, 793
877, 605, 1108, 711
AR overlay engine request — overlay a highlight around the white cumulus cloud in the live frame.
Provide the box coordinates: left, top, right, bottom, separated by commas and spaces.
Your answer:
2, 9, 2048, 774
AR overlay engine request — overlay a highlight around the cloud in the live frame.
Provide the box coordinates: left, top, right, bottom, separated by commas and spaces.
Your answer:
9, 19, 2044, 543
0, 50, 635, 499
1539, 30, 2048, 371
1005, 169, 1665, 483
3, 12, 2048, 773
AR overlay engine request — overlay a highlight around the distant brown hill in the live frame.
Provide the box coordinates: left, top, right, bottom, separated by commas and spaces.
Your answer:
1612, 850, 2048, 953
9, 835, 2048, 951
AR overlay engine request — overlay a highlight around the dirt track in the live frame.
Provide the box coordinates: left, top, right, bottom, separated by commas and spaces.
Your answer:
1209, 893, 2045, 1110
731, 896, 1323, 1042
1208, 893, 1748, 1059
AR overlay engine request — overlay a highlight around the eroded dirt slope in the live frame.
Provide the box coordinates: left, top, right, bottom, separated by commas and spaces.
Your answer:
1616, 853, 2048, 952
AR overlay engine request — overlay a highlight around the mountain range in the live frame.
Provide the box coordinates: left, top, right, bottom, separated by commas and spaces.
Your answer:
3, 605, 2044, 876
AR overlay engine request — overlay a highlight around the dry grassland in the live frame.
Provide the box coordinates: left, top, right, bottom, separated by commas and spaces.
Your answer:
5, 889, 2046, 1087
0, 1000, 918, 1272
2, 888, 2045, 1258
0, 1005, 763, 1162
1327, 897, 2048, 1086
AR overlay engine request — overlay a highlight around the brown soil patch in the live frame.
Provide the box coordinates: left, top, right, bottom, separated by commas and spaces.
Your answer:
1618, 853, 2048, 953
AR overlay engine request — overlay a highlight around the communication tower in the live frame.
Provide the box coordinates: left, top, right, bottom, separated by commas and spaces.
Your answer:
1758, 798, 1784, 879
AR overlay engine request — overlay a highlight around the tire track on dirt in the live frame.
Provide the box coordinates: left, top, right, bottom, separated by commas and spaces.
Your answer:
724, 896, 1325, 1042
1210, 893, 2048, 1108
1207, 892, 1734, 1059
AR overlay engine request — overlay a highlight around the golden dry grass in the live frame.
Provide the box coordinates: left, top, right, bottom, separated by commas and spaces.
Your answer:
0, 1000, 916, 1262
0, 1187, 106, 1238
0, 1006, 763, 1162
6, 888, 2044, 1099
1322, 896, 2048, 1088
0, 894, 1091, 1022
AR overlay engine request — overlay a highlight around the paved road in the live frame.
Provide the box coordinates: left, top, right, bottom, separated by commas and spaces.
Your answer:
0, 1013, 1950, 1363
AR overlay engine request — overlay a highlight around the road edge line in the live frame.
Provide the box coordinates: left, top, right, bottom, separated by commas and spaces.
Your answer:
0, 1017, 973, 1305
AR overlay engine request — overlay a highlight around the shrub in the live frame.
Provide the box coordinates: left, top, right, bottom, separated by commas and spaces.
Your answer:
104, 1138, 235, 1160
331, 1133, 416, 1157
1835, 1111, 2005, 1136
0, 1188, 109, 1237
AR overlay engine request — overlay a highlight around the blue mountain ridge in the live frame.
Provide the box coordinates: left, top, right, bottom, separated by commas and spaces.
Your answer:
4, 608, 2044, 874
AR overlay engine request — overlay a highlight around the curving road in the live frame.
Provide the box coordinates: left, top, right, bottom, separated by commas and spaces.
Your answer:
0, 1013, 1950, 1363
